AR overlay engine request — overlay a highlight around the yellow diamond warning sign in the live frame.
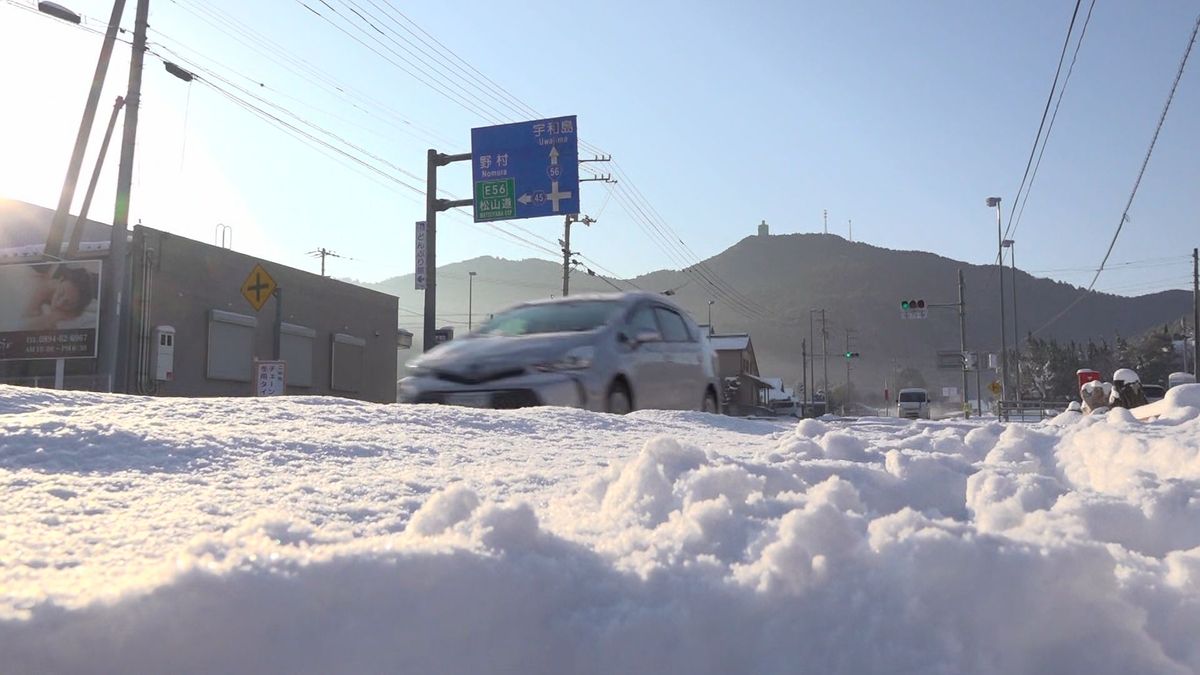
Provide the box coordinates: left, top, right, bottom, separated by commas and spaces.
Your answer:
241, 264, 277, 312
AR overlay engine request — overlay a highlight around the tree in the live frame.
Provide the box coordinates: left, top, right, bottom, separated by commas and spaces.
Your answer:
895, 367, 926, 391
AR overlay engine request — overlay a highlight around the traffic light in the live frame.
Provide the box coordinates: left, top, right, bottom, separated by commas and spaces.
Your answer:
901, 299, 926, 310
844, 351, 860, 358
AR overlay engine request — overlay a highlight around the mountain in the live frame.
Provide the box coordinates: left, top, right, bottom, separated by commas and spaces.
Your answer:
369, 233, 1193, 398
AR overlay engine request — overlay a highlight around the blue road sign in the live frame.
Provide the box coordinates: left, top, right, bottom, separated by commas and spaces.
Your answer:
471, 116, 579, 222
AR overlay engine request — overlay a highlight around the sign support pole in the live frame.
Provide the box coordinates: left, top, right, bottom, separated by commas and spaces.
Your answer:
959, 269, 969, 418
423, 149, 472, 352
273, 287, 283, 361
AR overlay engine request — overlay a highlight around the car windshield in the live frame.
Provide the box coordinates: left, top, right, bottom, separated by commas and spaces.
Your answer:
476, 300, 622, 336
899, 391, 926, 403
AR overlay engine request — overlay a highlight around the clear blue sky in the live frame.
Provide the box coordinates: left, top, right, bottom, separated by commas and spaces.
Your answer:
2, 0, 1197, 298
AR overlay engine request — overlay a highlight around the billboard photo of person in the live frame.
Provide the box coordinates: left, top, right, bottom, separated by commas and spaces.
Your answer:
19, 264, 98, 330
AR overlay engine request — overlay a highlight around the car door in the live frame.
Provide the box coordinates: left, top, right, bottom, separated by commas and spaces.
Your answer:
621, 303, 668, 409
652, 306, 703, 409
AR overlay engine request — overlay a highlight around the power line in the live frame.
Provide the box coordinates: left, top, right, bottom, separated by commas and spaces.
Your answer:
1027, 256, 1191, 275
1009, 0, 1097, 241
1084, 11, 1199, 292
1000, 0, 1084, 254
1031, 11, 1200, 336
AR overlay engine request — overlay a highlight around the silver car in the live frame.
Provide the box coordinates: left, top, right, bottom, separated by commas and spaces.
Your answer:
398, 292, 721, 414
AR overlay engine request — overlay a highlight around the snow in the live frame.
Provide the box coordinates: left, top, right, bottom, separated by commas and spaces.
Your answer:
3, 384, 1200, 674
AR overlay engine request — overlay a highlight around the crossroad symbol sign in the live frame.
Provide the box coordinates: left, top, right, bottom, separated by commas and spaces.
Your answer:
241, 263, 277, 312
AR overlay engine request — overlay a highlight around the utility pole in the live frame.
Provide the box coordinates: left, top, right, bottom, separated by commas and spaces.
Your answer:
823, 209, 828, 235
843, 328, 856, 415
820, 309, 829, 405
801, 338, 808, 414
958, 269, 970, 418
98, 0, 149, 393
43, 0, 128, 259
468, 271, 477, 331
307, 247, 344, 277
1005, 239, 1021, 401
1193, 247, 1198, 375
848, 219, 853, 242
561, 214, 594, 296
423, 149, 473, 351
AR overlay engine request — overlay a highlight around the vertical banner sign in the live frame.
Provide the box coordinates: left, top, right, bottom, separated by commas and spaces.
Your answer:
0, 260, 102, 361
414, 221, 427, 290
471, 116, 579, 222
255, 360, 287, 396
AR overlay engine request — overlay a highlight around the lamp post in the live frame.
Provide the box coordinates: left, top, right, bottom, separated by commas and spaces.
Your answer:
468, 271, 477, 331
1002, 238, 1020, 401
986, 197, 1008, 406
707, 299, 714, 328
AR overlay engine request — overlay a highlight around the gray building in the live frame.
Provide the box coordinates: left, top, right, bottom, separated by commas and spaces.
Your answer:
1, 199, 399, 403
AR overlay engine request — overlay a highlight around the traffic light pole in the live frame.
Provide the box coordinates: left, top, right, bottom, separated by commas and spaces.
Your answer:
423, 149, 472, 351
923, 270, 969, 418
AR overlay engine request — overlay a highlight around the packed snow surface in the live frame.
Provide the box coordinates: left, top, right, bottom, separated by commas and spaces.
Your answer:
4, 384, 1200, 674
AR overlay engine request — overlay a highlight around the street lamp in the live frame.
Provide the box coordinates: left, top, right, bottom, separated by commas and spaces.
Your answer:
707, 299, 714, 328
1002, 238, 1020, 401
38, 1, 81, 23
468, 271, 477, 331
986, 197, 1008, 406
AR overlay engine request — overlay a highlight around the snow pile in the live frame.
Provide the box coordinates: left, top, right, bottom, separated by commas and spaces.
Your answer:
3, 384, 1200, 673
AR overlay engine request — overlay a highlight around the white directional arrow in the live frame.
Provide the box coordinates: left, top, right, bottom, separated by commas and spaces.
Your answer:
518, 193, 533, 205
549, 146, 559, 166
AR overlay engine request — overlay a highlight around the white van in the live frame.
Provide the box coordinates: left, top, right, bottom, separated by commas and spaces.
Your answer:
897, 388, 931, 420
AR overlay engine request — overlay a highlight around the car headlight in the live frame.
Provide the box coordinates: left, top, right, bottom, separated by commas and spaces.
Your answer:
404, 358, 431, 377
535, 346, 595, 371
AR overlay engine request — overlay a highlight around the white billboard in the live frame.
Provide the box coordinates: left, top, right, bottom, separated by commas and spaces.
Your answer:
0, 260, 102, 361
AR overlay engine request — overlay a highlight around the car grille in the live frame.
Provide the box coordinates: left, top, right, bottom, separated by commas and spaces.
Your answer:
433, 367, 526, 385
414, 389, 542, 409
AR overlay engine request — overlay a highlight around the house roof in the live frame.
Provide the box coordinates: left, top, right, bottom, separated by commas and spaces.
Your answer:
709, 333, 750, 352
742, 373, 775, 389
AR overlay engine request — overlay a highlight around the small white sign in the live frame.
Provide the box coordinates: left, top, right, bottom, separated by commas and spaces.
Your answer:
255, 360, 287, 396
415, 221, 427, 290
942, 386, 958, 398
900, 309, 928, 320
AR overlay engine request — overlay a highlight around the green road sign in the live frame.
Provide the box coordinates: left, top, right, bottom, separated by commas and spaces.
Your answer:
474, 178, 516, 221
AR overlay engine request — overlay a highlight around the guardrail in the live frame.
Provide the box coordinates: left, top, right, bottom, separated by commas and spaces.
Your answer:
997, 400, 1070, 422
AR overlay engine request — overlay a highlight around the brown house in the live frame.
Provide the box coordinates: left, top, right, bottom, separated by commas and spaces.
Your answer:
708, 332, 773, 415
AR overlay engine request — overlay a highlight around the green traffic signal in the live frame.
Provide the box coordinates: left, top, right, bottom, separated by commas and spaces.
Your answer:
901, 300, 910, 310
